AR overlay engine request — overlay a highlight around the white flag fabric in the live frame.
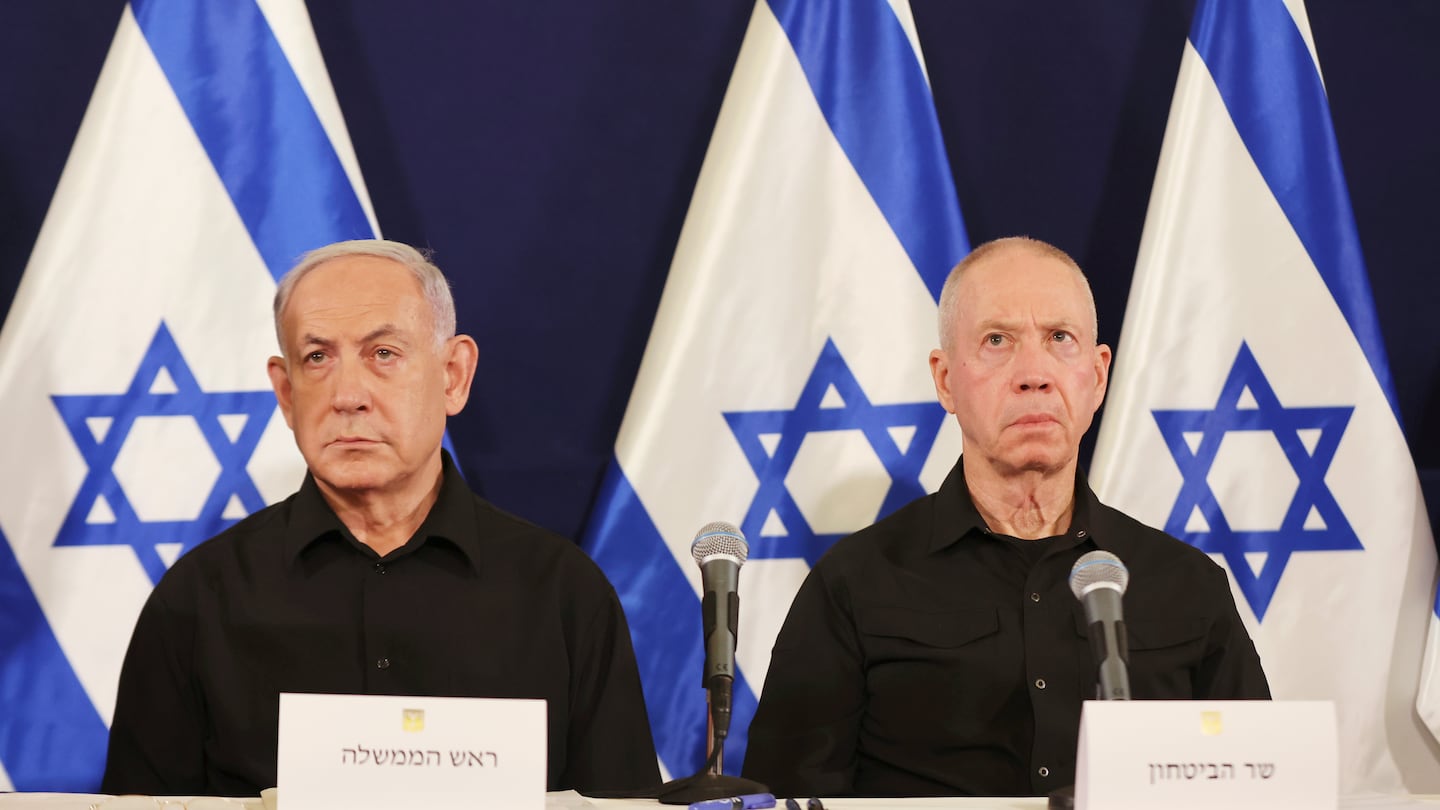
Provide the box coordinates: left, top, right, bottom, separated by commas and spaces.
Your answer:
1422, 589, 1440, 746
1091, 0, 1440, 793
0, 0, 377, 790
582, 0, 968, 778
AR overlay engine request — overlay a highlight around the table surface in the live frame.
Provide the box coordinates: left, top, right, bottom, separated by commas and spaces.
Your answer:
2, 792, 1437, 810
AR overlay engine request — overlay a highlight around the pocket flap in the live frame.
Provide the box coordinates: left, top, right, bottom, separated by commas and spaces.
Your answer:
1073, 612, 1209, 650
858, 606, 999, 648
1127, 618, 1208, 650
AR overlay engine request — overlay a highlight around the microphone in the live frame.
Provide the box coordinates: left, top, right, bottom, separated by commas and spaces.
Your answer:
1069, 550, 1131, 701
655, 522, 768, 804
691, 521, 748, 741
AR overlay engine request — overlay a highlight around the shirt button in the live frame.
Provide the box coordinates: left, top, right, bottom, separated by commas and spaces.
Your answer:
1030, 592, 1041, 602
1035, 678, 1047, 689
376, 657, 391, 670
374, 563, 386, 574
1039, 766, 1050, 778
1076, 530, 1088, 539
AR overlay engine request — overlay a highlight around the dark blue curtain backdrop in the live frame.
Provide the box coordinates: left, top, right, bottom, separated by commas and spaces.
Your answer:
2, 2, 1436, 544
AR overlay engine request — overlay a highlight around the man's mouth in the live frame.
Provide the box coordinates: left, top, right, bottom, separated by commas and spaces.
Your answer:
1011, 414, 1058, 426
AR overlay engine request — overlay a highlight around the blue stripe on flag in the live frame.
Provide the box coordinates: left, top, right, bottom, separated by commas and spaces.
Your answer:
1189, 0, 1399, 419
0, 528, 108, 790
583, 463, 760, 777
767, 0, 968, 299
131, 0, 374, 281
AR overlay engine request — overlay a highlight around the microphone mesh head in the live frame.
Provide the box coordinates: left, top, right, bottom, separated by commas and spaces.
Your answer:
1069, 549, 1129, 599
691, 521, 748, 567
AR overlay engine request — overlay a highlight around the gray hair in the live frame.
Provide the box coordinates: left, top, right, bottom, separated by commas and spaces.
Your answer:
273, 239, 457, 356
936, 236, 1098, 353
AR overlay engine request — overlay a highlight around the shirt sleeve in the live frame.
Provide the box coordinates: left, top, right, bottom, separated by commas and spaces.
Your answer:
1195, 563, 1272, 699
742, 563, 864, 797
101, 578, 208, 794
561, 580, 661, 793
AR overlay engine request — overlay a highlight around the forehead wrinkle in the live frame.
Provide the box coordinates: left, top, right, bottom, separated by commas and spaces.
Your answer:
972, 312, 1084, 332
974, 316, 1019, 333
360, 324, 403, 344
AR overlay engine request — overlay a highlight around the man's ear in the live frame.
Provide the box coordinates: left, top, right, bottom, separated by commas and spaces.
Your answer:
266, 356, 296, 429
1093, 343, 1113, 404
442, 335, 479, 416
930, 348, 959, 414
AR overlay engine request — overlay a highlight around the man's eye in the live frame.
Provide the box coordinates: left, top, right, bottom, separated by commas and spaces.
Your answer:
985, 334, 1005, 346
306, 352, 326, 363
375, 348, 393, 359
1052, 331, 1072, 342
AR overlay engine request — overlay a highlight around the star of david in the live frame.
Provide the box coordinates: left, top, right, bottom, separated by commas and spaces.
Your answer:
724, 338, 946, 565
1152, 341, 1359, 620
50, 322, 276, 585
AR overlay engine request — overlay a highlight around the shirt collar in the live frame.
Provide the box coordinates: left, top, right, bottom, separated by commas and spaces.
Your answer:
282, 450, 482, 571
928, 455, 1107, 553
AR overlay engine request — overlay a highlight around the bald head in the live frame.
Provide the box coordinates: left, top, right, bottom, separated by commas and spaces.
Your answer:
936, 236, 1098, 354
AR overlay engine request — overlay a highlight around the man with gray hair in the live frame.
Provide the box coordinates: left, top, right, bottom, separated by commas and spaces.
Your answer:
744, 236, 1268, 797
103, 239, 658, 796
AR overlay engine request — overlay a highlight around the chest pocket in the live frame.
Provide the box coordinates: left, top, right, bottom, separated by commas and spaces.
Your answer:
858, 606, 999, 663
1074, 613, 1210, 698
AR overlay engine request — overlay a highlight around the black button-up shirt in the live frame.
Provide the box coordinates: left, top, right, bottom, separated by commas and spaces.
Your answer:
102, 453, 658, 796
743, 458, 1269, 797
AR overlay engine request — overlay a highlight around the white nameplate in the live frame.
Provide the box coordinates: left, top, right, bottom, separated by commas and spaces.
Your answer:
1075, 700, 1336, 810
277, 693, 546, 810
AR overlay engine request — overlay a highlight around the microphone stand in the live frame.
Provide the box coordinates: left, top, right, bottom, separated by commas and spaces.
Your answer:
657, 676, 769, 804
1049, 623, 1132, 808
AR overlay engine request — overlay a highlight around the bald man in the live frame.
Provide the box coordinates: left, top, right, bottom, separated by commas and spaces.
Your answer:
744, 237, 1267, 797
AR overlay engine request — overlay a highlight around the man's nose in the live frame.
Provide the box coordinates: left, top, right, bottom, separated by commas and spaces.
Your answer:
330, 359, 371, 412
1013, 341, 1053, 392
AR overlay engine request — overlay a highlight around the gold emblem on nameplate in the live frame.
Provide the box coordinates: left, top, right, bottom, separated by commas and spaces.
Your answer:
1200, 711, 1223, 736
403, 708, 425, 732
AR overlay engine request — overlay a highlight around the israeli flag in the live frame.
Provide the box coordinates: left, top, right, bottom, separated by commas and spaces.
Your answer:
1090, 0, 1440, 793
0, 0, 377, 790
582, 0, 968, 779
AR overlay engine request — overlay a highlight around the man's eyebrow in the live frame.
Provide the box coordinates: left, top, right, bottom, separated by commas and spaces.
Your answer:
973, 317, 1083, 332
299, 325, 402, 348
